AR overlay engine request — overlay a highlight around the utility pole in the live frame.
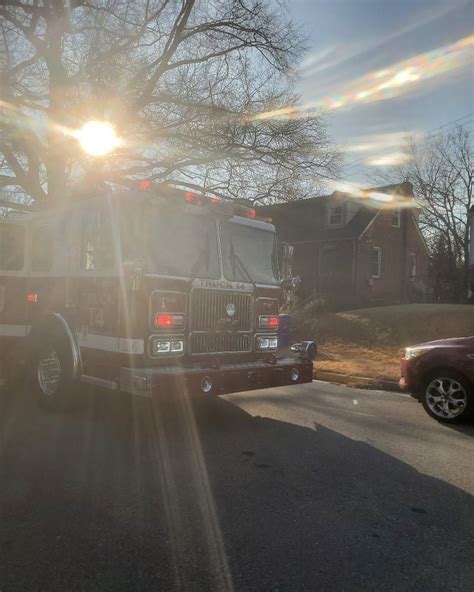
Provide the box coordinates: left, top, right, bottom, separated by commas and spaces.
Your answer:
469, 206, 474, 301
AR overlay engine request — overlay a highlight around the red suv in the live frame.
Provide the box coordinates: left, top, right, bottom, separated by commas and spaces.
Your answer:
400, 337, 474, 423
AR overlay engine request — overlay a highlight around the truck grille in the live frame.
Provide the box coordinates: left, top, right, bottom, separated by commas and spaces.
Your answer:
190, 289, 253, 354
190, 333, 251, 354
191, 290, 253, 332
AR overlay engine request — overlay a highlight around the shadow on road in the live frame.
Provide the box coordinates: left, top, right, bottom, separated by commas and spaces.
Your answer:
1, 389, 473, 592
442, 422, 474, 437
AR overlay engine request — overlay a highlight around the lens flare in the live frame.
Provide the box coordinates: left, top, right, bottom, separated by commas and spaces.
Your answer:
248, 35, 474, 121
367, 153, 411, 167
75, 121, 122, 156
324, 179, 416, 208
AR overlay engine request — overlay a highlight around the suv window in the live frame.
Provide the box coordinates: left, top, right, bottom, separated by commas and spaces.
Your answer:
0, 223, 25, 271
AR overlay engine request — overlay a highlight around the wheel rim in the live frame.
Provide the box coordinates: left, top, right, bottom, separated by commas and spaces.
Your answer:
425, 377, 468, 419
37, 346, 62, 397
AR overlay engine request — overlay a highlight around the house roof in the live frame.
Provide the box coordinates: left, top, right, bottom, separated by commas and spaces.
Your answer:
257, 181, 413, 211
256, 182, 414, 242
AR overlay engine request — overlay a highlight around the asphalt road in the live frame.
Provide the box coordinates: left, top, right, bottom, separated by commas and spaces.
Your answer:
0, 381, 473, 592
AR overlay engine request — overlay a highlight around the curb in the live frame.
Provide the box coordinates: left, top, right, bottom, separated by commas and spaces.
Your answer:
313, 368, 401, 392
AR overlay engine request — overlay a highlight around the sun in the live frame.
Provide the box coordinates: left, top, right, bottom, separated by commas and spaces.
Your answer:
76, 121, 122, 156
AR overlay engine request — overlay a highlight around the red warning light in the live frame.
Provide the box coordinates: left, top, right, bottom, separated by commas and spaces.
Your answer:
139, 180, 151, 191
155, 313, 173, 328
185, 192, 203, 205
27, 293, 38, 303
268, 316, 279, 329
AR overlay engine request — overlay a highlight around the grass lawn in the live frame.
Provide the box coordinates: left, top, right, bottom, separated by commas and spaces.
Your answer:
316, 342, 401, 381
294, 303, 474, 382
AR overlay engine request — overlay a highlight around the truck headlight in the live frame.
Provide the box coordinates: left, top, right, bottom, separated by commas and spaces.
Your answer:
156, 340, 171, 353
170, 340, 184, 353
257, 336, 278, 351
150, 337, 184, 356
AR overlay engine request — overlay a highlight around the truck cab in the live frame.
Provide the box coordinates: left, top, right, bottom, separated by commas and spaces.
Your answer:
0, 186, 315, 407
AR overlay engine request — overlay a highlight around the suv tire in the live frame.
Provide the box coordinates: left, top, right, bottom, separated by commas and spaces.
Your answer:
421, 370, 473, 423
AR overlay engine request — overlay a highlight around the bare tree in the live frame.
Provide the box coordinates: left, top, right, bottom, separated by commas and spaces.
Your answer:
0, 0, 340, 208
375, 126, 473, 301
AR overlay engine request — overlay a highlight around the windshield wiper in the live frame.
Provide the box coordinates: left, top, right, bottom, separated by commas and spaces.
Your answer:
191, 231, 211, 276
229, 238, 253, 283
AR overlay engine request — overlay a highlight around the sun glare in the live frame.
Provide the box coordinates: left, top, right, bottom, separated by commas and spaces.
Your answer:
76, 121, 122, 156
249, 34, 474, 121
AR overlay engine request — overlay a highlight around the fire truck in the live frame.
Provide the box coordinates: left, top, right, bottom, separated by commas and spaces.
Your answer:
0, 185, 316, 409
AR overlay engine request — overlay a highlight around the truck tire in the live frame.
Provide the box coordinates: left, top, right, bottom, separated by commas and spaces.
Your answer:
30, 332, 77, 411
421, 370, 474, 424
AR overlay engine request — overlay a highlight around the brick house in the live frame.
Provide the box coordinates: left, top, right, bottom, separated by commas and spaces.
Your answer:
257, 182, 430, 309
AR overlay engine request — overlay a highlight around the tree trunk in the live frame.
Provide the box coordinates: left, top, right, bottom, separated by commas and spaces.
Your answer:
45, 1, 68, 203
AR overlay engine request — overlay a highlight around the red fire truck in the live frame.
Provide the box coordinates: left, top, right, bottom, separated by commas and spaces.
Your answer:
0, 185, 315, 409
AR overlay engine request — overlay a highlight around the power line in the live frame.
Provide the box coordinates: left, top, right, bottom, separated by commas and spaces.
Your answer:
344, 115, 474, 177
342, 113, 474, 178
343, 114, 474, 176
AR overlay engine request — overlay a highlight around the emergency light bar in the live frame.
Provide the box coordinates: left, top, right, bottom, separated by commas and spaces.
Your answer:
138, 181, 257, 220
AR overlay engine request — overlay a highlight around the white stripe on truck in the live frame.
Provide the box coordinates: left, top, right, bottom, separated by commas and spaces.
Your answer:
0, 324, 30, 337
77, 333, 144, 355
0, 324, 144, 355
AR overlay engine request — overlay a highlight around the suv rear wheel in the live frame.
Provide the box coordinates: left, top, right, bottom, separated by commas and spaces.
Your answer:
421, 371, 473, 423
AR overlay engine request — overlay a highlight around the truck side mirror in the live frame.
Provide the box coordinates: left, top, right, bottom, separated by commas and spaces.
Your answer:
123, 259, 145, 292
280, 242, 294, 281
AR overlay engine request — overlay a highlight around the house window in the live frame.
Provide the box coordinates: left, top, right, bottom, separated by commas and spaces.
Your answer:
409, 252, 417, 279
328, 205, 344, 226
371, 246, 382, 278
392, 208, 401, 227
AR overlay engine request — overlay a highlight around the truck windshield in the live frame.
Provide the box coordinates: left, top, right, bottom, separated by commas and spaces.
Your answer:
137, 206, 220, 278
221, 221, 279, 285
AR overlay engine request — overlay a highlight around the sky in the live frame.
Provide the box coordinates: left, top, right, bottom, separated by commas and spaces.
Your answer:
287, 0, 474, 187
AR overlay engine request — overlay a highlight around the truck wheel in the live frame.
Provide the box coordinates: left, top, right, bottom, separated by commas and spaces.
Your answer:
31, 334, 76, 411
421, 371, 473, 423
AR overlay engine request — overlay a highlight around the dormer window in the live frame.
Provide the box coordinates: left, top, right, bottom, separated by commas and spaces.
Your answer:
328, 205, 344, 227
392, 208, 401, 227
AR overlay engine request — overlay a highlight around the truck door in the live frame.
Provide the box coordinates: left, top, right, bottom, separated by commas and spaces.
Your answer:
75, 205, 121, 379
0, 222, 28, 372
